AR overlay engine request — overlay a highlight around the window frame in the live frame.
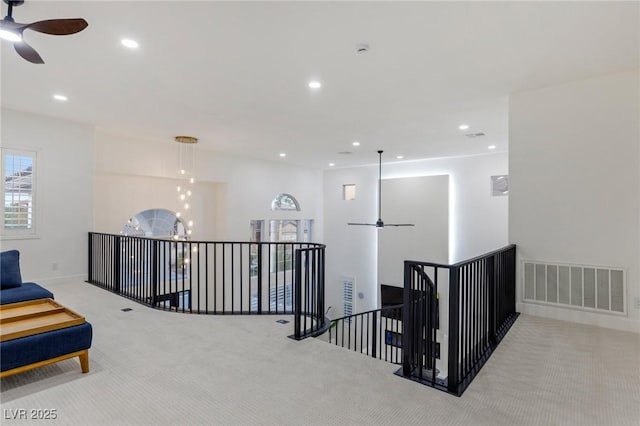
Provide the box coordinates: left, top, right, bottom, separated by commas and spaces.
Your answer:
343, 184, 356, 201
1, 147, 40, 240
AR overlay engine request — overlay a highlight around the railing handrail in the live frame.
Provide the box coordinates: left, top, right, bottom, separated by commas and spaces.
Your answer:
90, 232, 325, 248
404, 244, 516, 270
330, 303, 403, 323
408, 263, 435, 288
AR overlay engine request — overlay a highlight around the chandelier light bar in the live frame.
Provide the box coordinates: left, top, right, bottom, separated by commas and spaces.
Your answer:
175, 136, 198, 144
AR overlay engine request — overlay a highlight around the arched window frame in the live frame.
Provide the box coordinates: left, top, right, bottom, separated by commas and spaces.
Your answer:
271, 193, 301, 211
121, 208, 187, 239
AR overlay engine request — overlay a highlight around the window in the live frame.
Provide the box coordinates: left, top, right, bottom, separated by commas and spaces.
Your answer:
343, 184, 356, 201
251, 219, 313, 243
120, 209, 190, 285
250, 220, 264, 242
121, 208, 186, 239
271, 193, 301, 211
1, 148, 37, 238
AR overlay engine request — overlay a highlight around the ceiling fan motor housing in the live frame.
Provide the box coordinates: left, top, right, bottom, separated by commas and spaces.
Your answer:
4, 1, 25, 8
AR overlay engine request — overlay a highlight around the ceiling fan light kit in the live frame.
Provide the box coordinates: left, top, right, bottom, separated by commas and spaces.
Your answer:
347, 150, 415, 229
1, 0, 88, 64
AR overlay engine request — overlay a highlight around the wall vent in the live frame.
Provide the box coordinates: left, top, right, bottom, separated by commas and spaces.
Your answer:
523, 261, 625, 315
342, 276, 355, 322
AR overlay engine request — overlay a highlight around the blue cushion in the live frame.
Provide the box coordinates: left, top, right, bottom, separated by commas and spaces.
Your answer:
0, 282, 54, 305
0, 250, 23, 289
1, 322, 92, 372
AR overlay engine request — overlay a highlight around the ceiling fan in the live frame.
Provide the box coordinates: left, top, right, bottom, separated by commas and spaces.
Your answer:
0, 0, 88, 64
348, 150, 415, 228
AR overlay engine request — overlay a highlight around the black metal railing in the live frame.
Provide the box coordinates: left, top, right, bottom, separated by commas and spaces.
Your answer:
87, 232, 327, 339
292, 246, 327, 339
401, 264, 440, 386
325, 304, 404, 364
399, 245, 517, 396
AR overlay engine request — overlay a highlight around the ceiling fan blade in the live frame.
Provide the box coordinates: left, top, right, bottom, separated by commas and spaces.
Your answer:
24, 18, 88, 35
384, 224, 415, 227
14, 41, 44, 64
347, 223, 378, 226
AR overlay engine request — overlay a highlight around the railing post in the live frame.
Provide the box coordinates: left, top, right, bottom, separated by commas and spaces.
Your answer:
371, 310, 378, 359
402, 261, 414, 377
293, 249, 303, 339
447, 266, 460, 394
257, 244, 263, 313
114, 235, 121, 294
508, 246, 517, 315
88, 232, 93, 283
488, 254, 496, 345
319, 247, 325, 331
151, 239, 159, 306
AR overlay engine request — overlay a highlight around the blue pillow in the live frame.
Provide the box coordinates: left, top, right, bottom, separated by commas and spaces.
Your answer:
1, 250, 23, 289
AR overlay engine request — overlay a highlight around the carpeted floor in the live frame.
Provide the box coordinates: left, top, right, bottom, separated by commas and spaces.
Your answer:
1, 279, 639, 425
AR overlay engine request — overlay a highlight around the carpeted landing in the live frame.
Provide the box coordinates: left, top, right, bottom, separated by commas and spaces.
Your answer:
1, 279, 639, 425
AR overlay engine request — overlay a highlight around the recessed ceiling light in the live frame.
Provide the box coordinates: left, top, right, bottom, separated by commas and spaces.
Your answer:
53, 94, 68, 101
396, 155, 404, 160
459, 124, 469, 130
279, 153, 287, 157
488, 145, 497, 150
352, 141, 360, 147
329, 163, 335, 167
308, 81, 321, 89
121, 39, 139, 49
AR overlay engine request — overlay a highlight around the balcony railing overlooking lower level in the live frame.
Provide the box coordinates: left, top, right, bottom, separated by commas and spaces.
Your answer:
316, 245, 517, 397
87, 232, 327, 339
399, 244, 518, 395
322, 304, 404, 364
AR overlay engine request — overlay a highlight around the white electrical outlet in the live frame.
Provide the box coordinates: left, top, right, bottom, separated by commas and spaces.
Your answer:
52, 262, 58, 271
634, 297, 640, 310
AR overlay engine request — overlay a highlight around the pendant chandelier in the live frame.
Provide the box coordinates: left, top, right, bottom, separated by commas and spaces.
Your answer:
174, 136, 198, 239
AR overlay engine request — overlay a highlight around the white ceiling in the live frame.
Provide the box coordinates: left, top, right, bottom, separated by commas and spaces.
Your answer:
1, 1, 638, 168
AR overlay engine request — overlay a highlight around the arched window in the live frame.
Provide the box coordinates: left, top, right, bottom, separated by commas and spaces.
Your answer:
121, 208, 187, 239
271, 193, 300, 211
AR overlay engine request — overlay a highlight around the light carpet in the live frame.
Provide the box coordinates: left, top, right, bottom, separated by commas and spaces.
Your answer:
1, 279, 639, 425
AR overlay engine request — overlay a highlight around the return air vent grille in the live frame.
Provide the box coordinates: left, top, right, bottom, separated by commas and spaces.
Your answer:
523, 261, 625, 315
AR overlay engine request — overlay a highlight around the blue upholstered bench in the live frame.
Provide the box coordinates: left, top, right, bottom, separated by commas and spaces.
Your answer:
1, 282, 54, 305
1, 322, 93, 378
0, 250, 93, 378
1, 250, 53, 305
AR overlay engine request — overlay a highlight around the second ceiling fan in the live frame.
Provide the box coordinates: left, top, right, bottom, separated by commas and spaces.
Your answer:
348, 150, 415, 228
0, 0, 88, 64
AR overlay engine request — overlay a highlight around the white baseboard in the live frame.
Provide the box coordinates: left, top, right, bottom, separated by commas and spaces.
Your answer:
517, 302, 640, 334
31, 274, 86, 287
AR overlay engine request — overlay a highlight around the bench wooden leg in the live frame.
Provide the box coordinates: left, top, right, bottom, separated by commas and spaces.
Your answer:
79, 350, 89, 373
0, 350, 90, 378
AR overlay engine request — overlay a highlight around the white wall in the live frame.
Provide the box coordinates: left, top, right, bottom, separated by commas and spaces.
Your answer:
1, 109, 94, 282
323, 166, 379, 317
381, 153, 509, 263
509, 70, 640, 332
94, 129, 324, 241
94, 174, 227, 241
378, 175, 449, 287
323, 153, 508, 318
